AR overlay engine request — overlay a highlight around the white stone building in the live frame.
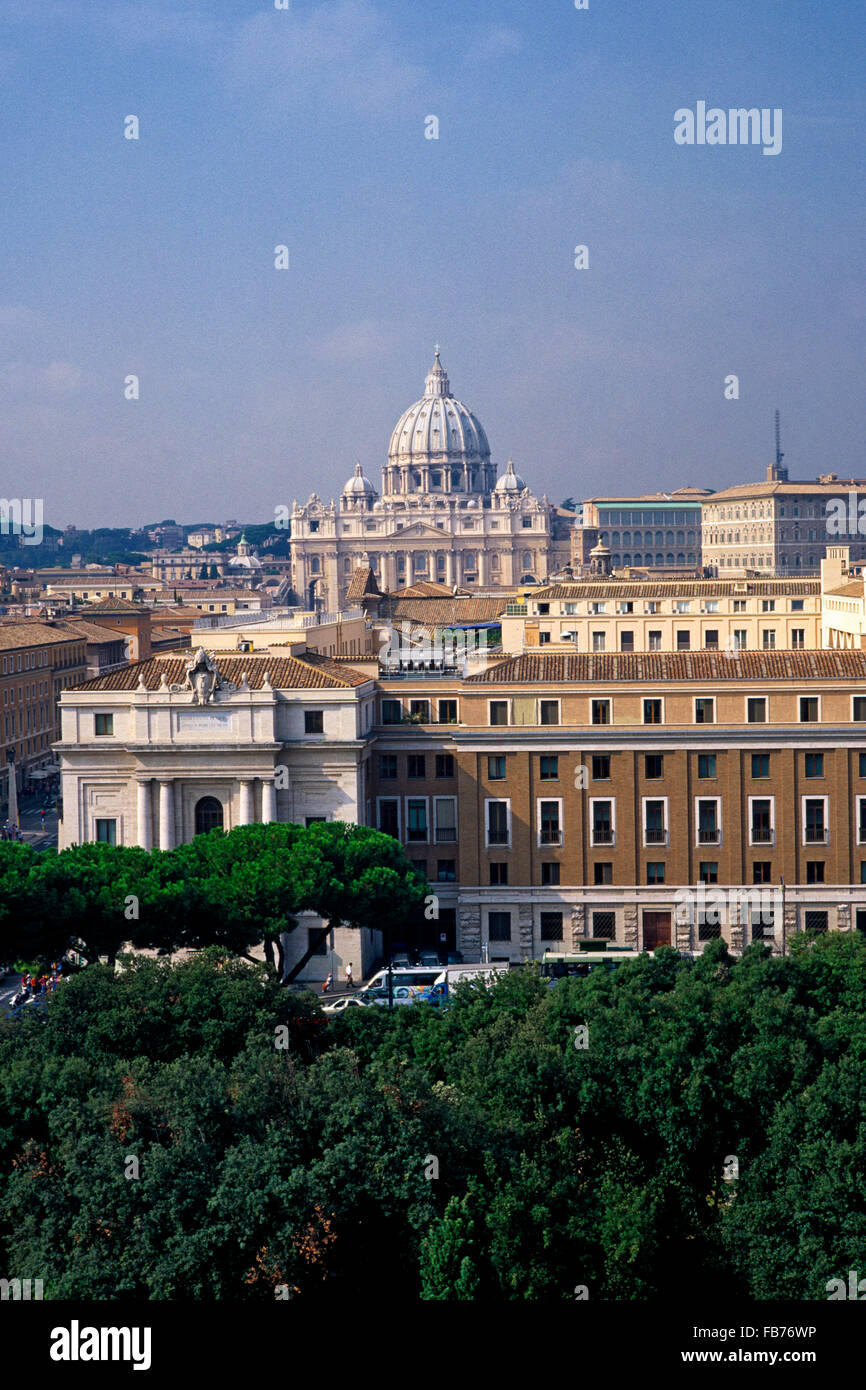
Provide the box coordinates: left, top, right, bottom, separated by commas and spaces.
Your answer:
290, 350, 570, 610
56, 646, 382, 980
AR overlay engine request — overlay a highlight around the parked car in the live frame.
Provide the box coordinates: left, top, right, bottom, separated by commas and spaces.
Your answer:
322, 994, 371, 1015
418, 951, 440, 967
446, 951, 464, 965
390, 951, 415, 969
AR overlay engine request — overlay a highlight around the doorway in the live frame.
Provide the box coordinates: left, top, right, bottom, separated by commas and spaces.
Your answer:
642, 910, 671, 949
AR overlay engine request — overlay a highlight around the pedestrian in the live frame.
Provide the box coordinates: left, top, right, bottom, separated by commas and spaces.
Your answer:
322, 972, 332, 994
345, 962, 354, 990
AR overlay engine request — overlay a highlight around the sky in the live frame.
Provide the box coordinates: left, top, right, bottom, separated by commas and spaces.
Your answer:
1, 0, 864, 529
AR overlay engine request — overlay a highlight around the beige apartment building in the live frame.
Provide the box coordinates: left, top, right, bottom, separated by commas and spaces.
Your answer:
701, 469, 866, 575
1, 621, 87, 800
499, 579, 819, 654
369, 650, 866, 960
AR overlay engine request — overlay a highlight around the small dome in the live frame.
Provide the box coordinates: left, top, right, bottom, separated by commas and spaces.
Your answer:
494, 457, 526, 493
342, 461, 377, 498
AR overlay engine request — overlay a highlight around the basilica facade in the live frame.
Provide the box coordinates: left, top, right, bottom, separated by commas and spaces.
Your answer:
290, 351, 570, 611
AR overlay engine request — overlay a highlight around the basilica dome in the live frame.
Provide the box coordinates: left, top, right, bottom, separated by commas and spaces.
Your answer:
387, 349, 491, 468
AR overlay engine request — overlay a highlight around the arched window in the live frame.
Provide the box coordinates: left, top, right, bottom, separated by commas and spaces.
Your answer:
666, 553, 674, 565
622, 531, 631, 545
666, 531, 674, 546
522, 551, 532, 571
633, 553, 642, 565
655, 531, 663, 546
195, 796, 223, 835
623, 553, 632, 566
655, 553, 663, 565
677, 553, 685, 565
676, 530, 684, 546
611, 531, 620, 546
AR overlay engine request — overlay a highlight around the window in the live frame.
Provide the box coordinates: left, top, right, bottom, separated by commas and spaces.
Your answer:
676, 630, 691, 651
643, 698, 662, 725
643, 798, 667, 845
539, 700, 560, 726
95, 818, 117, 845
486, 800, 510, 846
804, 910, 828, 934
592, 911, 615, 940
860, 752, 866, 778
591, 699, 610, 726
854, 697, 866, 723
489, 701, 509, 726
379, 754, 397, 779
791, 629, 805, 650
410, 860, 427, 879
540, 912, 563, 941
806, 861, 825, 884
749, 797, 773, 845
791, 599, 804, 611
618, 601, 634, 615
593, 862, 613, 885
406, 799, 428, 842
698, 753, 717, 779
645, 754, 663, 780
438, 699, 458, 724
646, 862, 665, 884
435, 754, 454, 779
696, 798, 720, 845
407, 754, 426, 779
858, 904, 866, 927
488, 755, 506, 780
648, 630, 662, 650
804, 753, 824, 778
857, 796, 866, 845
94, 713, 114, 736
539, 756, 559, 780
620, 632, 634, 653
409, 699, 430, 722
751, 753, 770, 778
694, 697, 715, 724
541, 862, 560, 886
747, 697, 766, 724
590, 799, 614, 846
592, 631, 606, 652
489, 862, 508, 885
538, 799, 562, 846
752, 862, 771, 884
704, 630, 719, 650
732, 629, 747, 650
592, 755, 610, 779
698, 912, 722, 941
699, 862, 718, 884
803, 796, 828, 844
381, 699, 402, 724
488, 911, 511, 941
733, 600, 747, 612
762, 630, 776, 651
761, 599, 775, 613
799, 697, 819, 723
434, 797, 457, 843
437, 860, 456, 882
308, 927, 328, 956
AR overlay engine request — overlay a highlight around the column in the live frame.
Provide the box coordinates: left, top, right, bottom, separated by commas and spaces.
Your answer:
477, 551, 487, 586
137, 780, 152, 851
445, 551, 455, 586
239, 779, 254, 825
158, 780, 174, 851
262, 778, 277, 824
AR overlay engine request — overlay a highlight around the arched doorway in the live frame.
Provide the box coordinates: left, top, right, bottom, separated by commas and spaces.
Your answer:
195, 796, 224, 835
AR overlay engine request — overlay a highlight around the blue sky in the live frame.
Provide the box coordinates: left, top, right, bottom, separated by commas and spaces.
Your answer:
1, 0, 864, 527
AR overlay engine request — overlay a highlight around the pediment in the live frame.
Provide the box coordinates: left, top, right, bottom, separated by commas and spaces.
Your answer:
385, 522, 448, 540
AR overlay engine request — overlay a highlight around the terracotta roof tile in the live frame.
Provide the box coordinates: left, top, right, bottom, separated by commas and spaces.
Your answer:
73, 650, 371, 692
465, 650, 866, 684
531, 580, 819, 600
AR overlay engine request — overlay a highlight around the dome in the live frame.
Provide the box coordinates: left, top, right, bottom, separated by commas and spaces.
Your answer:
342, 461, 377, 498
494, 458, 526, 493
388, 349, 490, 467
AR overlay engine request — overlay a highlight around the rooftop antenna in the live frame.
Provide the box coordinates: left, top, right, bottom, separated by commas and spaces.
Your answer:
774, 410, 784, 470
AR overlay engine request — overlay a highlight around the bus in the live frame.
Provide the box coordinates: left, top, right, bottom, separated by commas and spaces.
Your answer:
366, 965, 443, 993
540, 949, 645, 980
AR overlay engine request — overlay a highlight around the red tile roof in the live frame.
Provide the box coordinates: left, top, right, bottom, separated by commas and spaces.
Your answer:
465, 650, 866, 684
74, 651, 371, 692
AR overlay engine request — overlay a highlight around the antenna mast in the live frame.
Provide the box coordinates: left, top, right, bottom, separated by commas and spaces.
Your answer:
775, 410, 784, 469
